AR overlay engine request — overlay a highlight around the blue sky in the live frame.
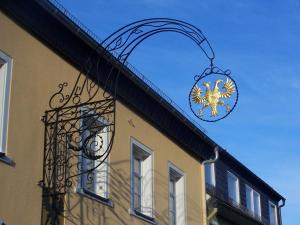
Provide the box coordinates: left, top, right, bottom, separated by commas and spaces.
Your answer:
58, 0, 299, 223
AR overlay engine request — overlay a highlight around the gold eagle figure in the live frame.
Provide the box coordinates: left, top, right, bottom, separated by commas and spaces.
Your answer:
191, 79, 235, 117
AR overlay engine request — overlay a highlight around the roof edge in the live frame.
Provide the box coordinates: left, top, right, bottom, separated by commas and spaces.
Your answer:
0, 0, 284, 201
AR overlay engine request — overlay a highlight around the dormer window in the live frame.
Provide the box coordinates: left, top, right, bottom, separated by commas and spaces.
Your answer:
269, 201, 278, 225
205, 163, 216, 187
245, 185, 261, 219
227, 171, 240, 205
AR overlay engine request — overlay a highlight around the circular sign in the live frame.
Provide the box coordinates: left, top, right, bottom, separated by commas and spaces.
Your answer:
189, 66, 239, 122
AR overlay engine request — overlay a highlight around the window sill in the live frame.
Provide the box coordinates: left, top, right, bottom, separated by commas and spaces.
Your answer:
129, 209, 156, 225
0, 153, 14, 166
77, 188, 114, 208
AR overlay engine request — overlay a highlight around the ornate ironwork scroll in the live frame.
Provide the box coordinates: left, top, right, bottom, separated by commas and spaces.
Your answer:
41, 17, 238, 224
42, 99, 114, 195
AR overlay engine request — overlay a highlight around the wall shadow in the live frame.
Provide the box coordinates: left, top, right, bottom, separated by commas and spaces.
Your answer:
62, 159, 204, 225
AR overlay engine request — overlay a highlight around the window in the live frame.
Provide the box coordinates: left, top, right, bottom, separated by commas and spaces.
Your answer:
79, 112, 109, 200
169, 178, 176, 225
205, 163, 216, 186
168, 163, 186, 225
133, 157, 142, 211
131, 139, 154, 219
246, 185, 261, 218
269, 201, 278, 225
0, 50, 12, 155
227, 172, 240, 204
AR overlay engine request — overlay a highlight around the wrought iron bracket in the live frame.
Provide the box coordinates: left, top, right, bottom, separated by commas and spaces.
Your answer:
41, 17, 238, 225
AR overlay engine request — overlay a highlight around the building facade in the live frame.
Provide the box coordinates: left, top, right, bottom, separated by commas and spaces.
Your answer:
205, 151, 285, 225
0, 1, 284, 225
0, 1, 210, 225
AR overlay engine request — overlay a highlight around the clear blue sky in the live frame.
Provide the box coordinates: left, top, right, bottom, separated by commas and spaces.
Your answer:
58, 0, 299, 224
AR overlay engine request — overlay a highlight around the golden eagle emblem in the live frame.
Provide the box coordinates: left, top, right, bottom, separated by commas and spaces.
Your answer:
191, 79, 235, 117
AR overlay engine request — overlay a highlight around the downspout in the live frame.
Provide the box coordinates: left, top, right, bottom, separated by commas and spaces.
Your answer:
203, 146, 219, 165
202, 146, 219, 225
278, 198, 286, 225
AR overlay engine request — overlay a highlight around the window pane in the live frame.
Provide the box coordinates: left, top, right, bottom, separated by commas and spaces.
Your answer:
169, 166, 185, 225
134, 176, 141, 194
83, 159, 95, 192
81, 114, 109, 199
246, 186, 252, 211
169, 210, 176, 225
253, 191, 260, 217
170, 196, 176, 211
169, 179, 176, 225
0, 52, 12, 154
131, 142, 153, 217
228, 173, 239, 203
134, 193, 141, 211
205, 163, 215, 186
269, 203, 277, 225
0, 63, 5, 135
95, 162, 108, 198
134, 158, 141, 174
133, 158, 142, 210
169, 180, 176, 213
169, 179, 175, 194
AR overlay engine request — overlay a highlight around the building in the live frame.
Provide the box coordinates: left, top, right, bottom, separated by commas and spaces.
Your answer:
205, 151, 285, 225
0, 1, 284, 225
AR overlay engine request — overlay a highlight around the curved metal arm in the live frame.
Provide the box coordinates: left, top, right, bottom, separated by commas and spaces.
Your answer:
99, 18, 217, 106
49, 18, 216, 110
101, 18, 215, 63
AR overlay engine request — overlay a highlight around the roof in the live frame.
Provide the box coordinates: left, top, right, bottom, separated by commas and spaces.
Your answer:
219, 150, 284, 201
0, 0, 284, 202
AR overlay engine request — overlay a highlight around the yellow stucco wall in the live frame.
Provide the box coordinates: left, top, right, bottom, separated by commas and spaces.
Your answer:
0, 12, 206, 225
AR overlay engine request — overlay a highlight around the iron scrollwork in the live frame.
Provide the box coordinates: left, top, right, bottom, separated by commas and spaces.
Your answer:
42, 99, 115, 194
41, 17, 238, 224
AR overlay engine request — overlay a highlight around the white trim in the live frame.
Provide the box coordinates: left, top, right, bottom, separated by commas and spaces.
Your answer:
168, 161, 185, 177
130, 137, 155, 219
0, 50, 13, 154
227, 171, 240, 204
268, 201, 278, 225
131, 137, 153, 155
168, 162, 187, 225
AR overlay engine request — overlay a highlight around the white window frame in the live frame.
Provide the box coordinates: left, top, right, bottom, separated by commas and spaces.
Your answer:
268, 201, 278, 225
0, 50, 13, 155
168, 162, 186, 225
205, 162, 216, 186
245, 185, 261, 218
77, 108, 111, 202
130, 138, 154, 220
227, 171, 240, 204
